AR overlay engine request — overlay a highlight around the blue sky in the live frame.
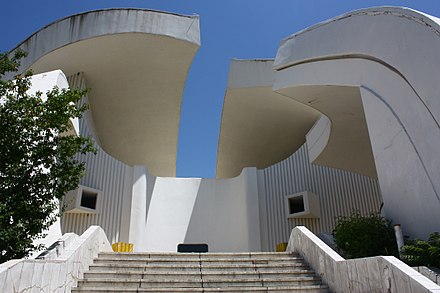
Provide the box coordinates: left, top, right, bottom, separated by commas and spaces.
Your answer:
1, 1, 440, 178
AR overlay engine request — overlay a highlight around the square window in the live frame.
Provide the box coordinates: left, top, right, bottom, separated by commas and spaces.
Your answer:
285, 191, 320, 219
63, 185, 100, 214
80, 189, 98, 210
288, 195, 305, 214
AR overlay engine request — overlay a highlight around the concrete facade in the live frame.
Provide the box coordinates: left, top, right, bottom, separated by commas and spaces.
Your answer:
288, 226, 440, 292
8, 6, 440, 254
273, 7, 440, 238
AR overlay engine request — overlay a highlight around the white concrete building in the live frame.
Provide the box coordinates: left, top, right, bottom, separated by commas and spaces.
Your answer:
9, 6, 440, 253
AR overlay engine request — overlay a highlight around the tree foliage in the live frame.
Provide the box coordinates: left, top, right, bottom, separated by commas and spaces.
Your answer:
333, 212, 398, 259
401, 232, 440, 268
0, 50, 95, 262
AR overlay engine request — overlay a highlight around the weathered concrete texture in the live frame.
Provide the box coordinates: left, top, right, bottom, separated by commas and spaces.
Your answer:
0, 226, 111, 292
72, 252, 329, 292
274, 6, 440, 238
415, 267, 440, 286
11, 9, 201, 177
288, 226, 440, 293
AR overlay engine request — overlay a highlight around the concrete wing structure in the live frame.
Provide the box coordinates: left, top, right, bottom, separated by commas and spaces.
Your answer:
216, 59, 321, 178
13, 8, 200, 176
6, 5, 440, 266
5, 6, 440, 292
273, 6, 440, 238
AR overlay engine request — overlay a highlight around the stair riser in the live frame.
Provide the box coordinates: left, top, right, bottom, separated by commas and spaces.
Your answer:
78, 280, 322, 289
88, 265, 310, 273
74, 253, 327, 292
98, 253, 303, 260
93, 260, 302, 266
72, 287, 329, 293
98, 252, 297, 258
83, 272, 316, 280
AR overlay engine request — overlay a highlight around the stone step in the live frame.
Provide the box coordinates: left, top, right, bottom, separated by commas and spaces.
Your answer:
88, 262, 310, 272
73, 252, 328, 292
77, 276, 323, 289
98, 252, 298, 259
96, 253, 301, 263
72, 284, 329, 292
93, 257, 303, 266
84, 269, 316, 280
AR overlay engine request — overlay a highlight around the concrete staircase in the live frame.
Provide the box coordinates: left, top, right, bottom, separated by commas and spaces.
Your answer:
72, 252, 329, 292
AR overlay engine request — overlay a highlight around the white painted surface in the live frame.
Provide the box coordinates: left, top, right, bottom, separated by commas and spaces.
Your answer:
11, 8, 201, 177
60, 72, 262, 252
144, 177, 201, 252
183, 168, 261, 252
0, 226, 111, 292
273, 6, 440, 238
139, 168, 261, 252
285, 191, 321, 219
63, 69, 381, 252
217, 59, 320, 178
258, 143, 382, 251
128, 165, 149, 250
27, 70, 68, 99
23, 70, 80, 257
306, 115, 331, 163
27, 69, 79, 135
11, 9, 200, 81
62, 73, 134, 245
288, 226, 440, 293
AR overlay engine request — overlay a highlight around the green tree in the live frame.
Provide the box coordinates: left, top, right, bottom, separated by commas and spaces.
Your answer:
0, 50, 95, 262
333, 212, 398, 259
401, 232, 440, 268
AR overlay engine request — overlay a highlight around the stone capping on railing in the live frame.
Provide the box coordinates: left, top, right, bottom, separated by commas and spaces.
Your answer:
0, 225, 111, 292
287, 226, 440, 293
414, 266, 440, 286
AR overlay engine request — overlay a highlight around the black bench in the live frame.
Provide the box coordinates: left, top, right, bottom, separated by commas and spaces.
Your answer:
177, 243, 208, 253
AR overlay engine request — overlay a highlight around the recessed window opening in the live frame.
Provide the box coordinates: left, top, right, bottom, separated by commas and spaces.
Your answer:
80, 189, 98, 210
288, 195, 305, 214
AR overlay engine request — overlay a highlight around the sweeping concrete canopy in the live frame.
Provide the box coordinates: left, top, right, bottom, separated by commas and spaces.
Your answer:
273, 6, 440, 237
216, 60, 321, 178
13, 8, 200, 176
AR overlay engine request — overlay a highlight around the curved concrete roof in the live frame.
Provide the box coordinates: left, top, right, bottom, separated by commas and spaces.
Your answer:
273, 6, 440, 178
216, 60, 321, 178
274, 6, 440, 236
13, 8, 200, 176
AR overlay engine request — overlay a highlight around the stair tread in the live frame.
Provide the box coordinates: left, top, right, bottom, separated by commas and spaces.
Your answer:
98, 252, 297, 256
85, 269, 315, 275
90, 262, 307, 268
95, 257, 302, 261
73, 284, 329, 292
80, 276, 321, 282
76, 252, 327, 292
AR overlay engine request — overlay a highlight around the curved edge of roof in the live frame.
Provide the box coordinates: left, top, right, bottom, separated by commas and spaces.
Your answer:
12, 8, 200, 75
274, 6, 440, 69
10, 8, 200, 53
216, 59, 321, 178
215, 59, 274, 175
9, 8, 201, 177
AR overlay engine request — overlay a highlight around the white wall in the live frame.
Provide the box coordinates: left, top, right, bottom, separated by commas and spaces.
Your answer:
61, 73, 134, 245
273, 7, 440, 238
258, 143, 382, 251
132, 168, 261, 252
183, 168, 261, 252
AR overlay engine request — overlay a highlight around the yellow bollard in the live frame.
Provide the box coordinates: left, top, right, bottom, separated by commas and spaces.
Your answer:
112, 242, 134, 252
276, 242, 288, 252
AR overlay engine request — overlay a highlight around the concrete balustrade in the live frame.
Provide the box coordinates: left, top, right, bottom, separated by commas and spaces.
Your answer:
0, 226, 111, 292
288, 226, 440, 293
